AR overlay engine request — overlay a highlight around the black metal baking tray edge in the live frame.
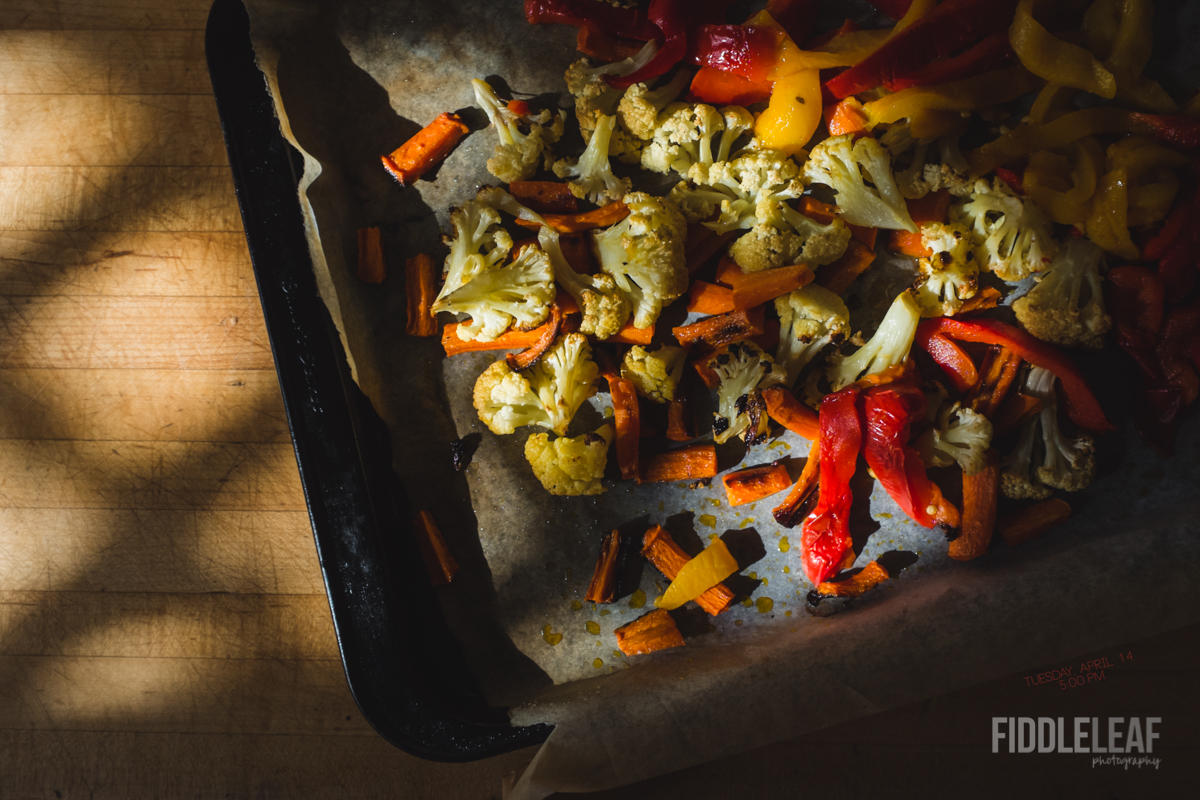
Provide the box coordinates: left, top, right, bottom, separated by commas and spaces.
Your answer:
204, 0, 551, 762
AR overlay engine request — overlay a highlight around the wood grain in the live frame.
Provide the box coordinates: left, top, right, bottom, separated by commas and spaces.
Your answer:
0, 166, 242, 232
0, 1, 211, 31
0, 296, 273, 370
0, 231, 255, 297
0, 95, 227, 167
0, 508, 322, 594
0, 368, 289, 442
0, 30, 210, 95
0, 440, 306, 511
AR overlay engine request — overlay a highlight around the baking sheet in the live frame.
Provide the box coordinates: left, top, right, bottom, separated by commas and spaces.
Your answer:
241, 0, 1200, 795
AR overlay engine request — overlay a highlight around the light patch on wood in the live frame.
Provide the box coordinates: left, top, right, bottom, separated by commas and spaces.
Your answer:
0, 166, 242, 232
0, 1, 211, 30
0, 369, 289, 442
0, 296, 273, 370
0, 95, 227, 167
0, 508, 320, 594
0, 231, 254, 297
0, 440, 306, 511
0, 30, 210, 95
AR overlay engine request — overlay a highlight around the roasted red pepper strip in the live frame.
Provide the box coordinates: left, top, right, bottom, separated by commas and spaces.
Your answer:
918, 318, 1115, 432
995, 167, 1025, 196
865, 0, 913, 19
1107, 266, 1164, 337
1126, 113, 1200, 150
689, 67, 773, 105
690, 24, 779, 82
524, 0, 658, 41
1157, 303, 1200, 407
914, 326, 978, 392
767, 0, 818, 46
825, 0, 1018, 100
799, 387, 862, 585
884, 31, 1014, 91
863, 382, 959, 529
608, 0, 733, 89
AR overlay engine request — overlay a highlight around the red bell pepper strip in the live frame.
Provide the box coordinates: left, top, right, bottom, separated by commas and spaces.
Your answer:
524, 0, 659, 41
918, 318, 1115, 432
1107, 266, 1165, 338
1133, 384, 1183, 457
799, 387, 862, 586
915, 326, 979, 392
1141, 192, 1191, 261
994, 167, 1025, 196
884, 31, 1014, 91
767, 0, 818, 47
865, 0, 913, 20
607, 0, 733, 89
689, 23, 779, 82
825, 0, 1018, 100
689, 66, 773, 105
1126, 113, 1200, 150
1157, 303, 1200, 407
863, 381, 960, 529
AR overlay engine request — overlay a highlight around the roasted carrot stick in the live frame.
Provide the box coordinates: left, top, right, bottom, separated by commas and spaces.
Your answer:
614, 608, 685, 655
441, 322, 548, 355
796, 197, 876, 248
693, 357, 720, 389
608, 321, 654, 345
672, 307, 765, 349
968, 346, 1022, 417
732, 264, 814, 310
508, 180, 578, 214
381, 112, 469, 186
714, 255, 746, 288
585, 530, 623, 604
957, 286, 1003, 315
889, 229, 931, 257
515, 202, 630, 233
817, 238, 876, 295
607, 373, 641, 481
404, 253, 438, 337
558, 233, 596, 276
638, 444, 718, 484
641, 525, 735, 615
949, 448, 999, 561
722, 462, 792, 506
815, 560, 890, 597
687, 280, 736, 315
555, 288, 581, 316
666, 393, 694, 442
772, 432, 821, 527
751, 318, 781, 354
413, 510, 459, 586
906, 190, 951, 224
507, 304, 563, 370
991, 391, 1042, 436
357, 227, 387, 284
997, 498, 1071, 546
761, 386, 819, 440
685, 226, 737, 277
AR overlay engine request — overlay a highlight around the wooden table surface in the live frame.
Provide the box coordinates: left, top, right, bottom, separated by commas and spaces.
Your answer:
1, 2, 1196, 798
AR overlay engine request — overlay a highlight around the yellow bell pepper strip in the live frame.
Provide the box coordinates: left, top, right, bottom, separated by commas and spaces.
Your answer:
1086, 167, 1140, 261
755, 68, 822, 154
1082, 0, 1176, 114
1108, 136, 1188, 227
1009, 0, 1116, 98
861, 64, 1042, 131
1022, 137, 1104, 225
826, 0, 1016, 100
656, 538, 739, 610
1028, 82, 1077, 125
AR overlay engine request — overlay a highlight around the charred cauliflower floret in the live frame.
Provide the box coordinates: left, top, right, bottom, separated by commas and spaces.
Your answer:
473, 333, 599, 435
826, 291, 921, 391
728, 196, 852, 273
524, 425, 614, 496
616, 71, 690, 141
707, 341, 786, 445
538, 226, 630, 340
774, 285, 851, 386
640, 102, 726, 177
472, 78, 563, 184
951, 178, 1058, 282
432, 242, 556, 342
564, 42, 658, 138
1000, 410, 1055, 501
552, 114, 631, 206
591, 192, 688, 329
621, 345, 686, 403
912, 221, 979, 317
916, 401, 994, 476
1027, 368, 1096, 492
802, 133, 917, 232
1013, 237, 1112, 351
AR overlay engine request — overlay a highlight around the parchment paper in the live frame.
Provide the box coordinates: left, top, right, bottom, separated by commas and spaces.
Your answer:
240, 1, 1200, 795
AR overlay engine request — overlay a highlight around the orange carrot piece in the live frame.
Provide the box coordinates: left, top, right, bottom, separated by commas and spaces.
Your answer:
577, 24, 645, 62
558, 233, 596, 275
686, 226, 736, 277
673, 307, 765, 349
796, 198, 876, 248
641, 525, 735, 615
714, 255, 746, 288
906, 190, 951, 224
382, 112, 469, 186
958, 286, 1003, 315
515, 202, 630, 233
441, 322, 547, 356
638, 445, 718, 484
693, 358, 720, 389
772, 432, 821, 527
723, 462, 792, 506
732, 264, 814, 310
826, 98, 869, 136
997, 498, 1072, 547
404, 253, 437, 337
968, 346, 1022, 417
750, 318, 781, 354
815, 561, 890, 598
413, 510, 459, 586
949, 448, 1000, 561
614, 608, 685, 655
555, 288, 581, 316
890, 229, 931, 258
687, 280, 736, 315
507, 305, 563, 370
761, 385, 819, 440
992, 391, 1043, 437
357, 227, 387, 284
509, 180, 578, 214
817, 238, 876, 295
607, 373, 641, 481
585, 530, 622, 603
608, 321, 654, 345
666, 393, 694, 442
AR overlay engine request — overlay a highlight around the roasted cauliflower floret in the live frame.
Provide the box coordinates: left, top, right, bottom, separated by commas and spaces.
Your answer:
591, 192, 688, 329
707, 341, 786, 445
668, 148, 805, 234
473, 333, 599, 435
1027, 367, 1096, 492
616, 71, 690, 140
951, 178, 1058, 282
640, 102, 726, 177
435, 198, 514, 302
827, 291, 922, 391
538, 226, 630, 340
524, 425, 614, 496
774, 285, 851, 386
432, 242, 556, 342
565, 41, 658, 137
912, 221, 979, 317
916, 401, 994, 476
621, 345, 686, 403
1000, 410, 1054, 501
802, 133, 917, 232
728, 197, 852, 273
472, 78, 563, 184
552, 114, 631, 206
1013, 237, 1112, 351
